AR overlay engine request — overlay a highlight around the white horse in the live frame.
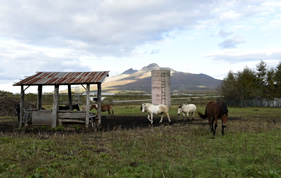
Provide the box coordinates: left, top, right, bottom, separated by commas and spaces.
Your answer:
178, 104, 197, 120
141, 103, 171, 124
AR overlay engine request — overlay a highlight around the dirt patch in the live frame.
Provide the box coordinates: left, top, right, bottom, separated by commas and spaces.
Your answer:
0, 115, 204, 133
0, 115, 279, 134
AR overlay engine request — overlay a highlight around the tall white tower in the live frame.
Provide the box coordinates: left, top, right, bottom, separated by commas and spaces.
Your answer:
151, 70, 171, 106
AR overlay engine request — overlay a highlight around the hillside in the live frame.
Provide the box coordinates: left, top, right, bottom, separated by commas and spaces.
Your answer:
100, 63, 221, 93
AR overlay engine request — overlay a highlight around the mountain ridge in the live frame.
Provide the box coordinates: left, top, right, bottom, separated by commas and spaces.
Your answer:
100, 63, 221, 93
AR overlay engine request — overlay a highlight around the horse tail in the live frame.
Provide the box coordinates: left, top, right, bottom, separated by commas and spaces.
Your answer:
198, 112, 207, 119
198, 106, 208, 119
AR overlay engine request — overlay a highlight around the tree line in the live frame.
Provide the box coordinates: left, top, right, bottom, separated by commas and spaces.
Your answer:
220, 61, 281, 107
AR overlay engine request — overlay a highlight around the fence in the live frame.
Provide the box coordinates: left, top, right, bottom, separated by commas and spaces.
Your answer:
225, 98, 281, 107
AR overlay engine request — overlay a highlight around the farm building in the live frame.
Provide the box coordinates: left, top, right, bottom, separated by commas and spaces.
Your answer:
13, 71, 109, 128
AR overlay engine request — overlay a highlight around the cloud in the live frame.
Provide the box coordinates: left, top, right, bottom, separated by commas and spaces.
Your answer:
0, 0, 266, 56
205, 48, 281, 62
218, 30, 233, 38
0, 39, 91, 81
219, 37, 244, 49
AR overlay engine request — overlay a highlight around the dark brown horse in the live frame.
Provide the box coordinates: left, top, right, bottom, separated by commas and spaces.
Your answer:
59, 104, 80, 111
90, 104, 114, 118
198, 100, 228, 136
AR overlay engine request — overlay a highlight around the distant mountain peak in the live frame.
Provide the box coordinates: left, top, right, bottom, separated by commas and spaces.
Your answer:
122, 68, 137, 75
141, 63, 160, 71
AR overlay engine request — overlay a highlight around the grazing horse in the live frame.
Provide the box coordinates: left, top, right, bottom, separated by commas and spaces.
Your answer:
178, 104, 197, 120
90, 104, 114, 118
198, 100, 228, 136
59, 104, 80, 111
140, 103, 171, 124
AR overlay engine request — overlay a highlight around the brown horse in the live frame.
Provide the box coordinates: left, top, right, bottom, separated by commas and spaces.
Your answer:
198, 100, 228, 136
90, 104, 114, 118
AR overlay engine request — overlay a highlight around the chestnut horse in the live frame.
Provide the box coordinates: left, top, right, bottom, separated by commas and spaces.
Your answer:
198, 100, 228, 136
90, 104, 114, 118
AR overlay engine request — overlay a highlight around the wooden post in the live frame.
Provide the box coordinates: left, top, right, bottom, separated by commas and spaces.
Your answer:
97, 83, 102, 125
68, 85, 72, 110
85, 84, 90, 128
19, 85, 24, 127
37, 85, 42, 110
52, 85, 59, 128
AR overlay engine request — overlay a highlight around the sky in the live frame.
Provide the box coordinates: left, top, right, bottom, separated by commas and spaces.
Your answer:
0, 0, 281, 93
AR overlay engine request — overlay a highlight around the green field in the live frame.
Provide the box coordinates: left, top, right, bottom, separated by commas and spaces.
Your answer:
0, 106, 280, 177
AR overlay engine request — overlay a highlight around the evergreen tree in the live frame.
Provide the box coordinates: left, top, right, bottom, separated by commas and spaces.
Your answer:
256, 61, 267, 103
274, 61, 281, 98
265, 68, 276, 99
236, 67, 257, 107
221, 71, 238, 101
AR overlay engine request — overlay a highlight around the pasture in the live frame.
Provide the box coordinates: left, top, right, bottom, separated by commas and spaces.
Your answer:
0, 105, 280, 177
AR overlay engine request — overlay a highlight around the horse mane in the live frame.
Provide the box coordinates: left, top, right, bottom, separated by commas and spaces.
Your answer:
218, 100, 228, 116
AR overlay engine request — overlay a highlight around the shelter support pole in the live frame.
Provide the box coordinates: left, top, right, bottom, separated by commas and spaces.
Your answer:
97, 83, 102, 125
85, 84, 90, 128
68, 85, 72, 110
52, 85, 59, 128
37, 85, 42, 110
19, 85, 25, 127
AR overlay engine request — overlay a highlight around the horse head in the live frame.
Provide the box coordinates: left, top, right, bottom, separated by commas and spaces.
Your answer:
90, 104, 98, 110
73, 104, 80, 111
177, 105, 183, 115
141, 103, 147, 112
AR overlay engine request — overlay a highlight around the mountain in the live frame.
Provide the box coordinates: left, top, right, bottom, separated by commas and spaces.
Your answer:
100, 63, 222, 93
122, 68, 137, 75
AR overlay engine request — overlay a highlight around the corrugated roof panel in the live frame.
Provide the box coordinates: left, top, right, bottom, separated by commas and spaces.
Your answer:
13, 71, 109, 86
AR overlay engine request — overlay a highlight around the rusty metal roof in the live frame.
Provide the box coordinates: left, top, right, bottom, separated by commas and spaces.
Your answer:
13, 71, 109, 86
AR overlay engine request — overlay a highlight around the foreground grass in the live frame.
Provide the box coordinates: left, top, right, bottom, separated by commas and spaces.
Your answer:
0, 125, 280, 177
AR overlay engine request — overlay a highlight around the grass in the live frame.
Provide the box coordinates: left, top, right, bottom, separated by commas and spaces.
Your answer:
0, 106, 280, 177
0, 116, 17, 122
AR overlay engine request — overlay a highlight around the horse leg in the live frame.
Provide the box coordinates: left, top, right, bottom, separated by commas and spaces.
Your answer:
159, 114, 164, 123
150, 114, 154, 124
186, 112, 190, 121
166, 113, 171, 122
147, 114, 152, 123
191, 112, 195, 120
107, 109, 111, 118
111, 107, 114, 116
222, 124, 225, 136
208, 116, 213, 132
213, 117, 218, 136
182, 113, 186, 120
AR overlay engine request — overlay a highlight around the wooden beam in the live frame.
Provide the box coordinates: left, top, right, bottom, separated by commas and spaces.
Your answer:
81, 84, 87, 91
19, 85, 24, 127
85, 84, 90, 128
97, 83, 102, 125
52, 85, 59, 128
68, 85, 72, 110
37, 85, 42, 110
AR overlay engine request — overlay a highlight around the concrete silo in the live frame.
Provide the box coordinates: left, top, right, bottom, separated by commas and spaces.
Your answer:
151, 70, 171, 106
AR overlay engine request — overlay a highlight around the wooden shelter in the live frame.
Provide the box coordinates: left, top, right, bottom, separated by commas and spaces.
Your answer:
13, 71, 109, 128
